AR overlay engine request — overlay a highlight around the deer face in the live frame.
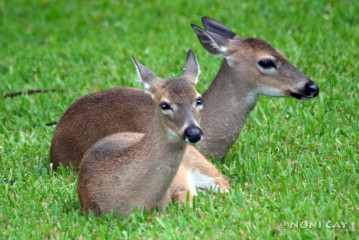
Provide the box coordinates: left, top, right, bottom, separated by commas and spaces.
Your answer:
228, 38, 319, 99
192, 17, 319, 100
157, 78, 203, 143
133, 50, 204, 143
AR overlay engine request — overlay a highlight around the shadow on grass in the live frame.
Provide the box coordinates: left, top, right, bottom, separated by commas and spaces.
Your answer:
3, 89, 64, 98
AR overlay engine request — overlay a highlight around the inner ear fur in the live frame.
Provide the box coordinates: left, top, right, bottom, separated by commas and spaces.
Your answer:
201, 16, 237, 39
182, 50, 201, 85
191, 24, 230, 56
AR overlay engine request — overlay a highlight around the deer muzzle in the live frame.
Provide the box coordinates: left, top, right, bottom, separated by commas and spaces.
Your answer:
290, 80, 320, 100
183, 125, 203, 143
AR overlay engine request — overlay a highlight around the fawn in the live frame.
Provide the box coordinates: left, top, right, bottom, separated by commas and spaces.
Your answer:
77, 50, 226, 215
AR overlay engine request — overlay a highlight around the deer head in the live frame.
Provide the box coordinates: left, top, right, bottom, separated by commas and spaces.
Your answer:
132, 50, 204, 143
192, 17, 319, 100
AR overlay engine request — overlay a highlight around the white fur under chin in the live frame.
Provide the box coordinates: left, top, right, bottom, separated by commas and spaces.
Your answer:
258, 87, 288, 97
187, 170, 220, 195
246, 87, 287, 106
166, 128, 181, 143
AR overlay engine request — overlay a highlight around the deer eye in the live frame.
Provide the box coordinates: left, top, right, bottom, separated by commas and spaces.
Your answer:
258, 59, 276, 69
196, 97, 203, 106
159, 102, 171, 111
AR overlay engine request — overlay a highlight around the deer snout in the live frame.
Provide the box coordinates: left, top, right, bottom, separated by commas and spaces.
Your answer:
290, 80, 320, 100
304, 81, 319, 98
183, 125, 203, 143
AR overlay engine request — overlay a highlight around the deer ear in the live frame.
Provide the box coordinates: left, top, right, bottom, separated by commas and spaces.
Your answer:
191, 24, 230, 56
182, 50, 201, 85
132, 57, 162, 96
201, 16, 237, 39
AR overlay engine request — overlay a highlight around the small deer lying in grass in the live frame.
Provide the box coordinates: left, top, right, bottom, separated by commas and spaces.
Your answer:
51, 17, 319, 173
77, 50, 225, 215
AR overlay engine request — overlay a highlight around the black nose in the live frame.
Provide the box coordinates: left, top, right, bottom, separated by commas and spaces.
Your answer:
304, 81, 319, 97
184, 126, 203, 143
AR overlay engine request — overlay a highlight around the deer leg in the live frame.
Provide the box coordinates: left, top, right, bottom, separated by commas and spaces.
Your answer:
169, 146, 230, 205
170, 164, 195, 205
182, 146, 230, 194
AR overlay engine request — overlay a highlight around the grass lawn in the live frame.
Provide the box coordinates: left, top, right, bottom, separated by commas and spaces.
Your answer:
1, 0, 358, 239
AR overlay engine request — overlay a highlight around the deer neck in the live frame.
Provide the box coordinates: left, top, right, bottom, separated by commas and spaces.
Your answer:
200, 60, 259, 159
141, 112, 186, 166
134, 110, 186, 198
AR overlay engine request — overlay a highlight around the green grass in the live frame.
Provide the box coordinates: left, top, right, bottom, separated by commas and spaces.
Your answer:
1, 0, 358, 239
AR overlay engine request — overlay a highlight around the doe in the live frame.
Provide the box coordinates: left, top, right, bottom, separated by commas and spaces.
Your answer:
50, 17, 319, 172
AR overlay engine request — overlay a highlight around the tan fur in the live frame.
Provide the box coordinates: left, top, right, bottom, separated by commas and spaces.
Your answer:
51, 88, 153, 169
78, 130, 229, 207
78, 51, 222, 215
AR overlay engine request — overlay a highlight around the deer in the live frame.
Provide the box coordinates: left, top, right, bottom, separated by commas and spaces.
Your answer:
78, 50, 222, 215
52, 17, 319, 193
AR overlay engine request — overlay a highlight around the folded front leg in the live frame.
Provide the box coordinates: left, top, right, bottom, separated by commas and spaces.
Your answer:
182, 146, 230, 193
170, 146, 230, 204
170, 164, 195, 205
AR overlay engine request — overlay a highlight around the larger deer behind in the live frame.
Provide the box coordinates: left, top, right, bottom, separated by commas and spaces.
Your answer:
51, 17, 319, 170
